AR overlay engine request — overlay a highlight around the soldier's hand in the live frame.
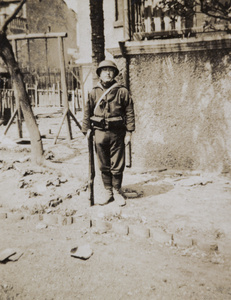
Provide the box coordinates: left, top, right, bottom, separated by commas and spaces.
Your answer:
124, 131, 132, 146
86, 129, 92, 139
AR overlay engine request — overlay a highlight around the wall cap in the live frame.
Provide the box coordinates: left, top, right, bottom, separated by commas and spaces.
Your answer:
107, 33, 231, 57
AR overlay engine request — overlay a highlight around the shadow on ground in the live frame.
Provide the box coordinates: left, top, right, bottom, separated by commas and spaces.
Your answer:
123, 181, 173, 198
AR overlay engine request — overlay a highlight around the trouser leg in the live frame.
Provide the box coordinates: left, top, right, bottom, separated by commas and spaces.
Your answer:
95, 130, 126, 175
94, 129, 126, 206
94, 130, 113, 200
110, 131, 125, 174
101, 172, 112, 191
112, 173, 123, 190
94, 130, 110, 173
110, 131, 125, 190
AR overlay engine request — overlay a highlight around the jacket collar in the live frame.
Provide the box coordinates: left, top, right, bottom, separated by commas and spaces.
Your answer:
96, 80, 117, 90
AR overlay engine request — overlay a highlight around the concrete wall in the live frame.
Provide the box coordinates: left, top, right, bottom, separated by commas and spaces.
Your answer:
125, 49, 231, 173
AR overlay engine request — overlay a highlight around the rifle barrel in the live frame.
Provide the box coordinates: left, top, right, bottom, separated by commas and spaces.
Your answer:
88, 131, 95, 206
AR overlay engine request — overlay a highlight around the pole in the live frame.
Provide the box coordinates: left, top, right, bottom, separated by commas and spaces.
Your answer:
11, 38, 22, 138
58, 36, 72, 140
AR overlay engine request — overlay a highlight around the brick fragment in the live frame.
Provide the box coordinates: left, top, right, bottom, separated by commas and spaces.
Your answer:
0, 248, 16, 261
7, 213, 24, 222
29, 214, 43, 223
173, 234, 193, 248
58, 216, 73, 226
217, 241, 231, 255
63, 217, 73, 226
150, 229, 173, 245
72, 217, 91, 228
43, 214, 58, 225
36, 223, 48, 230
93, 219, 112, 234
112, 222, 129, 235
194, 240, 219, 252
129, 225, 150, 238
71, 244, 93, 260
0, 212, 7, 220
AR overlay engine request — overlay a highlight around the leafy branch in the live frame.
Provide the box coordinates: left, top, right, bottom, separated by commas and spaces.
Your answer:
157, 0, 231, 22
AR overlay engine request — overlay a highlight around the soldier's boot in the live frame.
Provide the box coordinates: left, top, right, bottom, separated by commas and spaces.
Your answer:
98, 188, 113, 206
113, 189, 126, 206
112, 174, 126, 207
98, 172, 114, 206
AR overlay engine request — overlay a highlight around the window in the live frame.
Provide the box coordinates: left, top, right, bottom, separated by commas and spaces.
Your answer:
114, 0, 124, 27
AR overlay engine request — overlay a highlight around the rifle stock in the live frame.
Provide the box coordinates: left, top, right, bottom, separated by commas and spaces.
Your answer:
87, 130, 95, 206
125, 141, 132, 168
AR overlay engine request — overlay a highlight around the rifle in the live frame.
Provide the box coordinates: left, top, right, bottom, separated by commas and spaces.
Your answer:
87, 129, 95, 206
125, 140, 132, 168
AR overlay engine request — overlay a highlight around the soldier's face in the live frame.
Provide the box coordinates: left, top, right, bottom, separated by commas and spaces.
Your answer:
99, 67, 115, 83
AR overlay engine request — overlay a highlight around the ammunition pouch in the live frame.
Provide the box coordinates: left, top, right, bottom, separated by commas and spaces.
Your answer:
90, 116, 125, 131
106, 116, 125, 130
90, 116, 105, 130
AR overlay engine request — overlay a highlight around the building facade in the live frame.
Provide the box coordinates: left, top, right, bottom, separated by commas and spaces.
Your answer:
0, 0, 27, 35
0, 0, 27, 83
74, 0, 231, 173
0, 0, 77, 87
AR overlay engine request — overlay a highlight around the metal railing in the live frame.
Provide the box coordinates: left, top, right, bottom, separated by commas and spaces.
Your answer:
0, 14, 27, 32
0, 85, 82, 119
8, 16, 27, 31
130, 0, 230, 40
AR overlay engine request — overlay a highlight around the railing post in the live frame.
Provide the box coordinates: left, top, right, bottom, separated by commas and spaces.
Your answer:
71, 90, 75, 114
52, 83, 56, 106
57, 81, 61, 107
79, 65, 85, 109
9, 90, 14, 115
144, 0, 152, 33
34, 81, 38, 107
76, 88, 81, 111
16, 88, 23, 138
123, 0, 130, 40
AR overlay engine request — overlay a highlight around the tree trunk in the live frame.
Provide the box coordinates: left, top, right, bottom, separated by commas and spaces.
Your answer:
0, 32, 44, 165
89, 0, 105, 85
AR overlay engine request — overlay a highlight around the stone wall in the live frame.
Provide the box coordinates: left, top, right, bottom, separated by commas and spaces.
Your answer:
117, 48, 231, 173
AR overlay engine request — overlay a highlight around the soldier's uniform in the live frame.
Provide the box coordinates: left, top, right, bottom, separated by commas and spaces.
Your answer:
82, 60, 135, 205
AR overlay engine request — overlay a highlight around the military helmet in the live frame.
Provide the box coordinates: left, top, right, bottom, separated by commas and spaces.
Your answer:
96, 60, 119, 77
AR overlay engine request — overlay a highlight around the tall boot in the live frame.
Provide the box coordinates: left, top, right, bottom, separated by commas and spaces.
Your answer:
98, 172, 113, 205
112, 174, 126, 206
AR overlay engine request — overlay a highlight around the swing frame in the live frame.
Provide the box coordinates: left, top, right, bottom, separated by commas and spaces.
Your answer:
4, 32, 82, 143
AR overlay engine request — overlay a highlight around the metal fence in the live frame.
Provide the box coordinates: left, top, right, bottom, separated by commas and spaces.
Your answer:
0, 84, 82, 124
0, 64, 83, 122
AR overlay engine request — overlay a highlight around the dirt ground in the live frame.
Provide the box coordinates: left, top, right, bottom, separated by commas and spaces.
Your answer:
0, 108, 231, 300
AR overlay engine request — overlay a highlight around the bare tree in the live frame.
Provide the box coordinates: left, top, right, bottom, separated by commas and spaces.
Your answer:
89, 0, 105, 85
0, 0, 44, 165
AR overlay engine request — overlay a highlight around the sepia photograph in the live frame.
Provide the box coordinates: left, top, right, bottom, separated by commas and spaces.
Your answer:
0, 0, 231, 299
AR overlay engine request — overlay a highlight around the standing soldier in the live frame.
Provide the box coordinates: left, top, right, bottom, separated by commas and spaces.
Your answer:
82, 60, 135, 206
